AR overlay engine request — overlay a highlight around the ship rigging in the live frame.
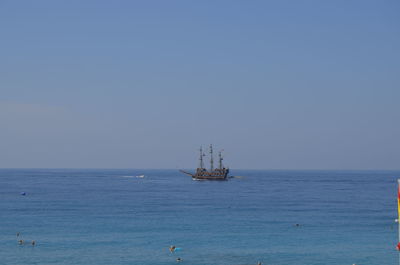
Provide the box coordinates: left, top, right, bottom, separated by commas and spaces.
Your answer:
180, 144, 229, 180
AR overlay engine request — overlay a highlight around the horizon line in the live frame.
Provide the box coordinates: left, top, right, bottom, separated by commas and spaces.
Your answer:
0, 167, 399, 171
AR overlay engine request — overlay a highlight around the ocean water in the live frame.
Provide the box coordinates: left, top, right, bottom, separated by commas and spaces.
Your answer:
0, 169, 399, 265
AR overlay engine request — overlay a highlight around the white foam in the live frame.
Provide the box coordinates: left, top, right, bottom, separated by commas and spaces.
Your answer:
121, 175, 145, 178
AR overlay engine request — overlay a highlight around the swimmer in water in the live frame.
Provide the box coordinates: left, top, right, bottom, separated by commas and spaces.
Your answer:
18, 240, 24, 245
176, 257, 182, 262
31, 240, 36, 246
258, 262, 262, 265
169, 245, 176, 252
16, 232, 20, 237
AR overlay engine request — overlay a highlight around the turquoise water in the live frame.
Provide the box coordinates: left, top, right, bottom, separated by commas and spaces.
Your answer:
0, 169, 399, 265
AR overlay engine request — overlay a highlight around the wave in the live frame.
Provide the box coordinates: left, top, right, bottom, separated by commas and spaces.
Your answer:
120, 175, 145, 178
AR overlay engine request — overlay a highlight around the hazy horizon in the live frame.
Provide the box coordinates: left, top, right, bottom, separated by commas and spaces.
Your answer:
1, 168, 399, 172
1, 1, 399, 170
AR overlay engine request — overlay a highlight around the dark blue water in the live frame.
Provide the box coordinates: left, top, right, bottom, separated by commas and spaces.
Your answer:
0, 169, 398, 265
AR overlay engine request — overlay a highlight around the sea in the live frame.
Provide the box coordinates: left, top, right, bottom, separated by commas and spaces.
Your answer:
0, 169, 399, 265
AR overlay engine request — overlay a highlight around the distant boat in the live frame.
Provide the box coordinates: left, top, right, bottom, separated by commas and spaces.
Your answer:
180, 144, 229, 180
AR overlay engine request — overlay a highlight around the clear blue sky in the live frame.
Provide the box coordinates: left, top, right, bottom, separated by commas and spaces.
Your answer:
0, 0, 399, 169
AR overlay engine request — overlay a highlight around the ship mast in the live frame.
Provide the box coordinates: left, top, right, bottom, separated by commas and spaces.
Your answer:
218, 151, 223, 169
209, 144, 214, 171
199, 146, 204, 168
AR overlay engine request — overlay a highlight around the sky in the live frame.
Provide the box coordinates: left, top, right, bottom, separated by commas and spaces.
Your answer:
0, 0, 399, 169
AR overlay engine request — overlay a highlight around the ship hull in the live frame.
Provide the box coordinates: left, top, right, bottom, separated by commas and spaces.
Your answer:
192, 168, 229, 180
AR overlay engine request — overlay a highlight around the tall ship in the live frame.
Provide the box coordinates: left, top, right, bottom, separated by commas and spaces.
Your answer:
180, 144, 229, 180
